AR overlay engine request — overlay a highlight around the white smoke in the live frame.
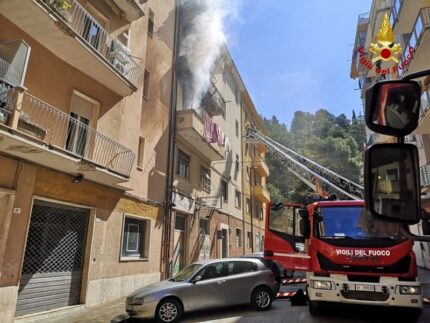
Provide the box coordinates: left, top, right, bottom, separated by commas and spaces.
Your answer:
179, 0, 240, 109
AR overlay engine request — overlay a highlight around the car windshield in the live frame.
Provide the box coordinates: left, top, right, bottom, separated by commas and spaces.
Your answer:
317, 206, 404, 240
170, 264, 202, 282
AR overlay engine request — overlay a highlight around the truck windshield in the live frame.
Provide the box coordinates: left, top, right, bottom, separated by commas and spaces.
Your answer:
317, 206, 403, 240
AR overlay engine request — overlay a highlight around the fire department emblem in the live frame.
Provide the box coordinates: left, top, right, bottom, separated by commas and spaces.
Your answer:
369, 13, 402, 63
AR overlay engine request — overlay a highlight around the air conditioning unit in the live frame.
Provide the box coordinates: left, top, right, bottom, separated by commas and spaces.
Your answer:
112, 58, 128, 76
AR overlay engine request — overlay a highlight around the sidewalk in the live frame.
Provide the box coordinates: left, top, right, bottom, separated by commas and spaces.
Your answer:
418, 266, 430, 298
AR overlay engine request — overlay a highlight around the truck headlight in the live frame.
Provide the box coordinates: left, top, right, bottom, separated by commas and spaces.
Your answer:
397, 286, 421, 295
311, 280, 332, 290
129, 297, 145, 305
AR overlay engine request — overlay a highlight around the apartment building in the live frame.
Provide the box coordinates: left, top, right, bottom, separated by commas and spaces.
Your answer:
351, 0, 430, 269
171, 45, 270, 275
0, 0, 175, 320
241, 90, 270, 255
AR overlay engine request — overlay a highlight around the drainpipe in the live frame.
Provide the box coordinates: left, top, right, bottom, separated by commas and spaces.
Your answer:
163, 0, 181, 280
250, 166, 254, 253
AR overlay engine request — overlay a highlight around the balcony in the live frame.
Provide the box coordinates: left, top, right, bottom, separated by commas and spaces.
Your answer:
0, 0, 142, 96
252, 156, 269, 177
254, 184, 270, 203
414, 84, 430, 134
201, 82, 225, 116
399, 7, 430, 78
112, 0, 147, 22
0, 89, 135, 188
176, 109, 224, 161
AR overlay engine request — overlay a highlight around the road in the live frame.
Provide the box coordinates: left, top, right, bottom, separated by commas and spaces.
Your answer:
121, 282, 430, 323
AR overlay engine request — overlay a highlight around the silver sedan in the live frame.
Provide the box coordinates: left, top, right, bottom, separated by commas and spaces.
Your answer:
125, 258, 278, 322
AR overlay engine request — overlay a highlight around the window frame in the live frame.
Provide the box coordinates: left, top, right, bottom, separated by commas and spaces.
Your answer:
120, 214, 151, 261
177, 149, 191, 180
221, 180, 228, 202
200, 165, 211, 193
235, 227, 242, 248
235, 190, 241, 209
148, 9, 155, 38
143, 68, 151, 101
246, 198, 251, 214
246, 231, 252, 248
137, 136, 145, 170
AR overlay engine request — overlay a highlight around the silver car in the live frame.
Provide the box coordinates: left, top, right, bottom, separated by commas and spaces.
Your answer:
125, 258, 278, 322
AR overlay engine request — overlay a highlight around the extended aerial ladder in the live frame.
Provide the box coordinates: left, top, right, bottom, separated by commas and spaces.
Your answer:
245, 127, 364, 200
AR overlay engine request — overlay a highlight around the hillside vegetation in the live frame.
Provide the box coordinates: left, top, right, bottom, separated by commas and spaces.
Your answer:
263, 109, 366, 204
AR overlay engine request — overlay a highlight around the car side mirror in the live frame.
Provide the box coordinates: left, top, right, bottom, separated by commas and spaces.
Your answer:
364, 143, 420, 224
365, 80, 421, 137
191, 275, 202, 284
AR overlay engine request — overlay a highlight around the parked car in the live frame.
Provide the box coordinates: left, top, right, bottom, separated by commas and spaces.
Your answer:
125, 258, 278, 323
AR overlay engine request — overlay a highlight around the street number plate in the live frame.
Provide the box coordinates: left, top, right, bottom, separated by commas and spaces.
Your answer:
355, 284, 375, 292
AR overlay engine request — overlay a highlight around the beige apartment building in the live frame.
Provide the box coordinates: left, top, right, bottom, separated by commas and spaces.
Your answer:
351, 0, 430, 269
171, 46, 270, 275
0, 0, 175, 320
241, 90, 270, 255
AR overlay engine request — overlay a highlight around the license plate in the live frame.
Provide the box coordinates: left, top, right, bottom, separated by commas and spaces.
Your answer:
355, 284, 375, 292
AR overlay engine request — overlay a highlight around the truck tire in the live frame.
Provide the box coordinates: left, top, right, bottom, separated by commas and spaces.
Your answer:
308, 300, 322, 316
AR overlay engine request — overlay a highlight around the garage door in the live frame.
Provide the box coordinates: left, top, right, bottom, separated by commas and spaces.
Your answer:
16, 200, 89, 316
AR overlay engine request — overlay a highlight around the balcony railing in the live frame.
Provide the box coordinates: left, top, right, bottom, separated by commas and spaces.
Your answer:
421, 162, 430, 187
1, 91, 134, 177
399, 7, 430, 77
201, 82, 225, 116
39, 0, 142, 87
389, 0, 404, 28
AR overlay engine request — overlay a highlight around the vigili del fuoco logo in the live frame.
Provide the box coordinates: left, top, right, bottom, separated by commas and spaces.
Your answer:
358, 13, 414, 75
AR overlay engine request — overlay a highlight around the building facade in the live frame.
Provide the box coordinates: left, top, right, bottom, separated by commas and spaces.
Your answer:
0, 0, 175, 320
351, 0, 430, 269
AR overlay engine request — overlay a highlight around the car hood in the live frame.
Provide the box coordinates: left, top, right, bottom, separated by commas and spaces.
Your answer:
128, 280, 185, 298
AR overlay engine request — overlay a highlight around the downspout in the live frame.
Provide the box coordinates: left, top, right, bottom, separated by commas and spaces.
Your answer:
163, 0, 181, 279
250, 166, 254, 253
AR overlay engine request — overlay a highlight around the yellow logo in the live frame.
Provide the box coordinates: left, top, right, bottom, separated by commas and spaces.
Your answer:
369, 13, 402, 63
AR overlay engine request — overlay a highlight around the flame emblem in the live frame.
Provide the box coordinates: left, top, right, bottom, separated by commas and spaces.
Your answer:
369, 13, 402, 63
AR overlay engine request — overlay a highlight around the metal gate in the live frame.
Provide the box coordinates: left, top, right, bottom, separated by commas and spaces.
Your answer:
16, 200, 89, 316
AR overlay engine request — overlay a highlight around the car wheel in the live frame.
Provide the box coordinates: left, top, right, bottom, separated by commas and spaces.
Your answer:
156, 298, 183, 323
251, 286, 273, 311
308, 300, 322, 316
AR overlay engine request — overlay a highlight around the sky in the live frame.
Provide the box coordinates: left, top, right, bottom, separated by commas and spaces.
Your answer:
226, 0, 372, 128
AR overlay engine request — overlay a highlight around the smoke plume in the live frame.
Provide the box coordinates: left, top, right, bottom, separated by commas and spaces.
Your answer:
178, 0, 238, 110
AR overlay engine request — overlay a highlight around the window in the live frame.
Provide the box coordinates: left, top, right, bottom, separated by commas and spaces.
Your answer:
118, 28, 130, 48
221, 180, 228, 202
236, 228, 242, 247
247, 231, 252, 248
200, 219, 210, 235
255, 203, 263, 219
245, 143, 249, 156
137, 137, 145, 169
246, 198, 251, 214
246, 166, 250, 181
177, 149, 190, 179
235, 120, 239, 137
121, 216, 150, 259
200, 166, 211, 192
228, 261, 257, 275
199, 262, 227, 280
235, 154, 240, 170
235, 190, 241, 209
143, 69, 150, 100
148, 9, 154, 37
175, 214, 186, 231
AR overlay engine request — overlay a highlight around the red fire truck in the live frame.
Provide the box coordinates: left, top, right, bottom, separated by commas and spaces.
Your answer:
246, 128, 422, 316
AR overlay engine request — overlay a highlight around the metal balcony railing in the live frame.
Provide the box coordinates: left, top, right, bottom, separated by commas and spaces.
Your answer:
39, 0, 142, 87
5, 92, 135, 177
201, 82, 225, 116
420, 162, 430, 187
399, 7, 430, 77
389, 0, 404, 28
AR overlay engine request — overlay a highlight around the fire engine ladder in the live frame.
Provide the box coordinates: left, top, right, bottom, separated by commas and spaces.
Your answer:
245, 127, 364, 200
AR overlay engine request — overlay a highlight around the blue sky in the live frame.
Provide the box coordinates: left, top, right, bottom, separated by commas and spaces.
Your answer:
227, 0, 372, 128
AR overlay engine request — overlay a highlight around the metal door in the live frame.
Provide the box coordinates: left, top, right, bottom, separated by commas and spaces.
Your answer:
16, 200, 89, 316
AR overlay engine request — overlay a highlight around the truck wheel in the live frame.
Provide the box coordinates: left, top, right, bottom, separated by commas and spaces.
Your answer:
308, 300, 322, 316
251, 286, 273, 311
398, 308, 421, 323
155, 298, 183, 323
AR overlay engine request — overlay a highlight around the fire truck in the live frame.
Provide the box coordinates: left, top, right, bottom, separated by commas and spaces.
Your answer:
246, 127, 423, 316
